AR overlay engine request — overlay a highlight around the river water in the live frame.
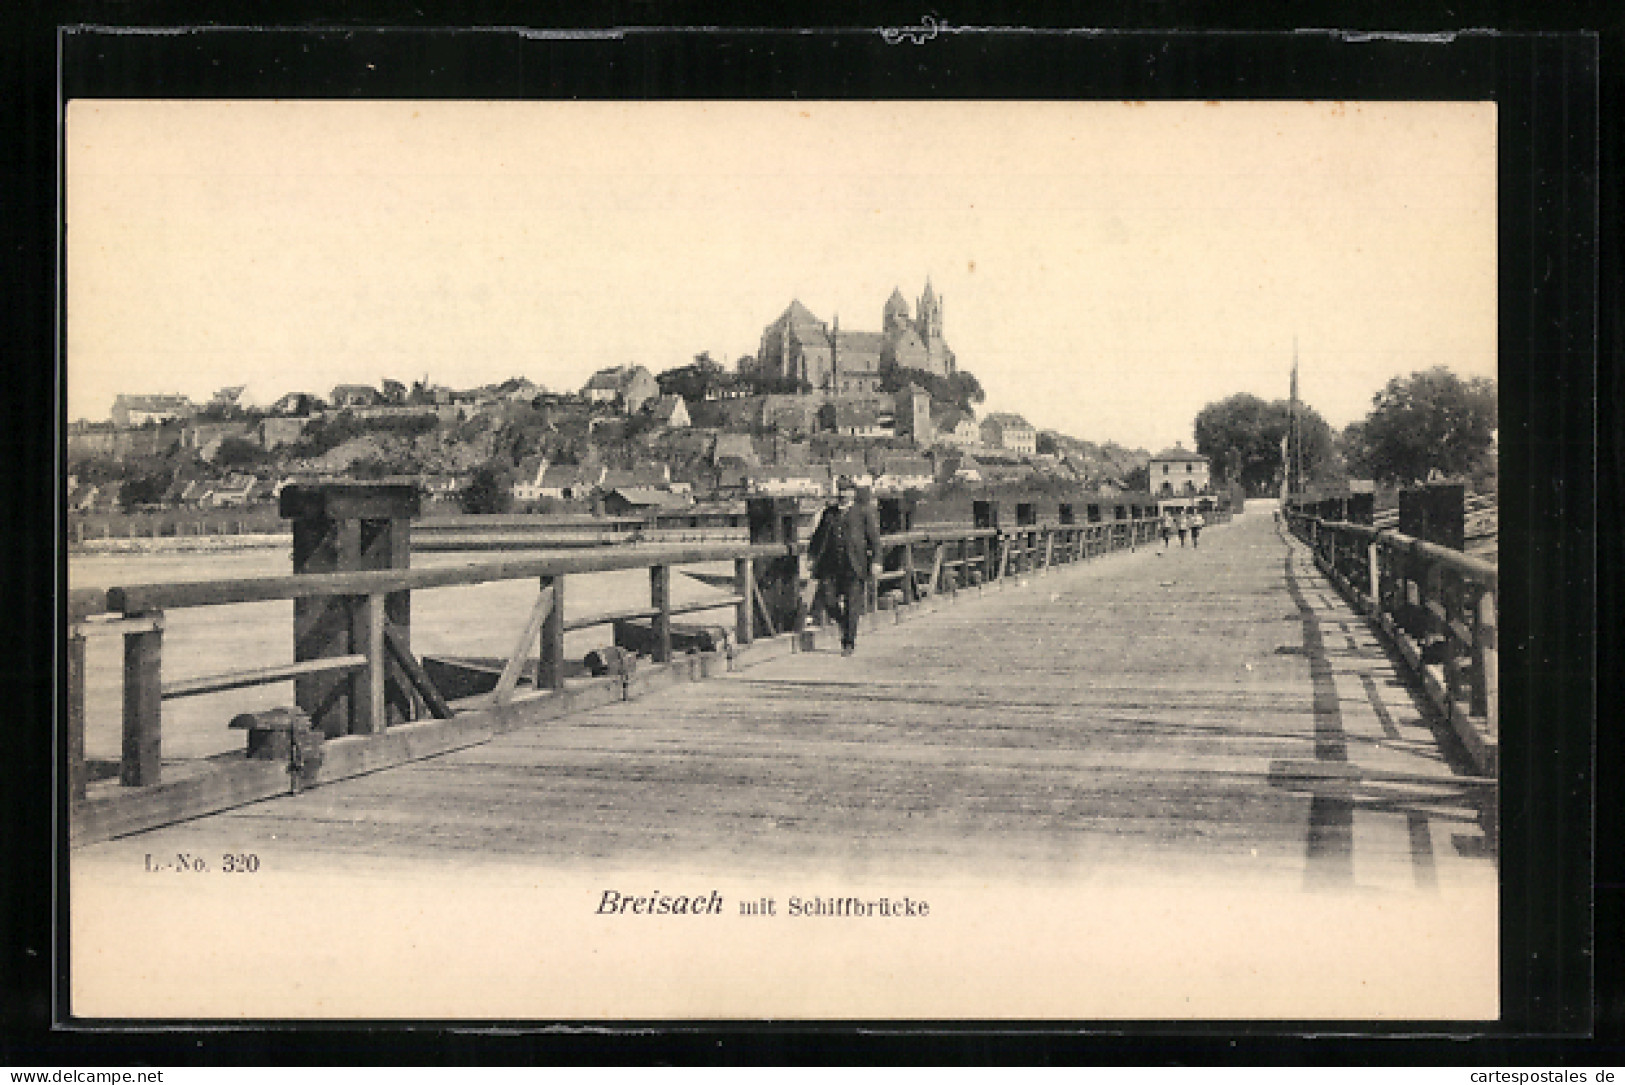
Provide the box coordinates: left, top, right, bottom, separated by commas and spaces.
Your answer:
70, 547, 741, 763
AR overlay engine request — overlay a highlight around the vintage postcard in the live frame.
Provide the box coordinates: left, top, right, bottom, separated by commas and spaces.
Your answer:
65, 98, 1499, 1020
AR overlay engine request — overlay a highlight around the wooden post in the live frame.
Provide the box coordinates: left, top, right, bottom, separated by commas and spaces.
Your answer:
352, 592, 388, 734
1043, 529, 1055, 571
1368, 539, 1381, 614
903, 543, 919, 602
733, 558, 754, 646
68, 632, 87, 802
930, 544, 946, 596
1476, 588, 1498, 728
121, 615, 164, 786
540, 575, 565, 689
650, 564, 672, 663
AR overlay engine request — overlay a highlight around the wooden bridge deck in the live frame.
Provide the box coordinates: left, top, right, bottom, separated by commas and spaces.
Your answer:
74, 506, 1495, 894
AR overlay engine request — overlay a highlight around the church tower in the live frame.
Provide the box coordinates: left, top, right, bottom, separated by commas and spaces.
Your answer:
883, 287, 912, 335
916, 278, 943, 340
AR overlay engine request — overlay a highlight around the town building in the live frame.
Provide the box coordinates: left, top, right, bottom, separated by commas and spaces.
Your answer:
891, 384, 933, 446
932, 408, 981, 449
647, 395, 691, 429
979, 413, 1038, 456
330, 384, 382, 409
111, 394, 196, 428
582, 364, 659, 414
1148, 445, 1211, 496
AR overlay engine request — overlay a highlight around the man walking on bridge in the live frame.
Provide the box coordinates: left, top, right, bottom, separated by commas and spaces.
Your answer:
810, 476, 882, 657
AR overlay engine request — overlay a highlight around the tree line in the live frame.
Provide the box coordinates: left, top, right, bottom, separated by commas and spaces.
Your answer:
1194, 366, 1497, 496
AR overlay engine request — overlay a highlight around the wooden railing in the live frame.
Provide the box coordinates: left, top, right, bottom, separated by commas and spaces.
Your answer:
69, 516, 1167, 806
1285, 511, 1497, 772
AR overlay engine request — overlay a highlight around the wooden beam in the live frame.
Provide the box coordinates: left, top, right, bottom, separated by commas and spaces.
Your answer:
751, 572, 779, 637
68, 633, 86, 802
121, 616, 164, 787
493, 584, 555, 705
539, 576, 565, 691
163, 655, 369, 700
734, 557, 754, 646
383, 625, 455, 720
352, 593, 388, 735
650, 565, 673, 663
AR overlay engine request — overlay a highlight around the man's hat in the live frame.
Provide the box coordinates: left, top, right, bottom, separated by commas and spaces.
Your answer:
836, 475, 856, 493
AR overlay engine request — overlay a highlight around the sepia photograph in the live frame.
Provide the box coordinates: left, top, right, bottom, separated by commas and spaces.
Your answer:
64, 95, 1503, 1021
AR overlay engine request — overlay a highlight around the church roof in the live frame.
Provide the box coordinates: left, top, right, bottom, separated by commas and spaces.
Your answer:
769, 298, 825, 330
834, 330, 887, 355
884, 287, 910, 315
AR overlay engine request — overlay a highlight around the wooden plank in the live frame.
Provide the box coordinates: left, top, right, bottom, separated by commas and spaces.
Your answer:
162, 655, 368, 700
71, 614, 163, 638
107, 542, 765, 613
562, 606, 659, 632
493, 585, 555, 705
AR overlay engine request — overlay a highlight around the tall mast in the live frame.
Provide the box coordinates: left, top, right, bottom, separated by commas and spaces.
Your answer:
1290, 335, 1300, 497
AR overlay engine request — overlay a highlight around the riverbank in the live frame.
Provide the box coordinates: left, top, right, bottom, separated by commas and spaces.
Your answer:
70, 533, 292, 555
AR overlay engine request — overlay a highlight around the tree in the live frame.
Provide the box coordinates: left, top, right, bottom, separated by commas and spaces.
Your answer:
1193, 393, 1339, 496
878, 363, 985, 415
656, 353, 731, 404
1035, 431, 1059, 456
213, 436, 268, 470
460, 463, 513, 514
1342, 367, 1497, 485
121, 468, 173, 509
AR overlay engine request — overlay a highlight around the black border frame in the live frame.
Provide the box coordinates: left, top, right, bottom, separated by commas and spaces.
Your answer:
2, 10, 1607, 1066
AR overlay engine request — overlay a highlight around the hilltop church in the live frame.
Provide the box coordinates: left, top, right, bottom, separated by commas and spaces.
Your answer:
755, 280, 957, 397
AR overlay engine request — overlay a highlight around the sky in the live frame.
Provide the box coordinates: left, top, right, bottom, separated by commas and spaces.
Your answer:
66, 100, 1496, 452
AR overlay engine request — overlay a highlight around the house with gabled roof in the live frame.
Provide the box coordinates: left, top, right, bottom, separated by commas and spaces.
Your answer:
513, 461, 607, 503
711, 433, 759, 468
647, 394, 691, 429
601, 487, 694, 516
209, 473, 259, 507
601, 464, 671, 491
747, 464, 832, 497
582, 365, 658, 414
494, 377, 542, 403
1148, 444, 1211, 496
980, 412, 1037, 456
833, 401, 890, 439
873, 456, 934, 493
330, 384, 382, 409
933, 408, 980, 449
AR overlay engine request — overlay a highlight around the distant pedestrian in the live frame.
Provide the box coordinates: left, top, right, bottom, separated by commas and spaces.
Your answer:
1159, 512, 1174, 548
1176, 511, 1189, 547
809, 476, 882, 657
1190, 511, 1206, 547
